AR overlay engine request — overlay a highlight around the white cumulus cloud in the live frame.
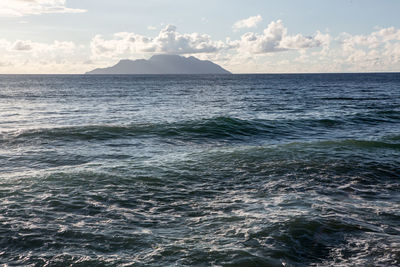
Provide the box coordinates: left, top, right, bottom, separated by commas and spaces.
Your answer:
337, 26, 400, 71
0, 37, 89, 73
232, 20, 328, 54
90, 25, 226, 59
233, 15, 263, 31
0, 0, 86, 17
0, 38, 76, 54
12, 40, 33, 51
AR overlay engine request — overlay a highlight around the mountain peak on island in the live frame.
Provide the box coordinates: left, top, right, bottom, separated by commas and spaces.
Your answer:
86, 55, 231, 75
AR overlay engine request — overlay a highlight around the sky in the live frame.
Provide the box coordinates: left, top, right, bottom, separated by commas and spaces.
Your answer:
1, 0, 400, 74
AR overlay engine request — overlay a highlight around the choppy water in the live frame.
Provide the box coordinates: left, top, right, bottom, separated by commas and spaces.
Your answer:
0, 74, 400, 266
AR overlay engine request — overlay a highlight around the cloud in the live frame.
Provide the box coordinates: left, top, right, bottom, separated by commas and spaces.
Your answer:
337, 27, 400, 71
90, 21, 325, 62
5, 39, 76, 54
233, 15, 262, 31
0, 38, 77, 60
232, 20, 328, 54
12, 40, 33, 51
0, 38, 89, 73
340, 27, 400, 52
90, 25, 226, 59
0, 0, 86, 17
0, 61, 12, 67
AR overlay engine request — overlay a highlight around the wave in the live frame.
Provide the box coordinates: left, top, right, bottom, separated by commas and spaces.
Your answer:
0, 117, 290, 144
198, 138, 400, 166
2, 111, 400, 145
315, 139, 400, 150
3, 117, 270, 143
320, 97, 392, 101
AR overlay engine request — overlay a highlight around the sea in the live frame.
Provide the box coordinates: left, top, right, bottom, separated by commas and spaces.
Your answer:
0, 73, 399, 266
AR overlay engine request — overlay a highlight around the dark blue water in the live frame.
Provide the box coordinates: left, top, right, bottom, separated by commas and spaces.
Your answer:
1, 74, 400, 266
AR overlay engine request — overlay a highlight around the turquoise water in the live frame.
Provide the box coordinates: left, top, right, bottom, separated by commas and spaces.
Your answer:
0, 74, 400, 266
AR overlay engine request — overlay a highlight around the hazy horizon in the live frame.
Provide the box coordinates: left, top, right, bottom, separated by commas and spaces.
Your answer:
1, 0, 400, 74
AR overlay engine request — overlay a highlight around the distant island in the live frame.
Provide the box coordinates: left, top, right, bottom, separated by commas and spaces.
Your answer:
86, 54, 231, 75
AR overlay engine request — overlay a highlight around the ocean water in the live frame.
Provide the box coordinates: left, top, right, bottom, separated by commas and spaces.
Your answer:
0, 73, 399, 266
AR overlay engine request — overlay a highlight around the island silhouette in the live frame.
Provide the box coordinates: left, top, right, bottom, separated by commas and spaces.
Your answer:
86, 54, 231, 74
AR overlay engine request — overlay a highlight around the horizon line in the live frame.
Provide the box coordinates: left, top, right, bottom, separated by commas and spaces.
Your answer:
1, 71, 400, 75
